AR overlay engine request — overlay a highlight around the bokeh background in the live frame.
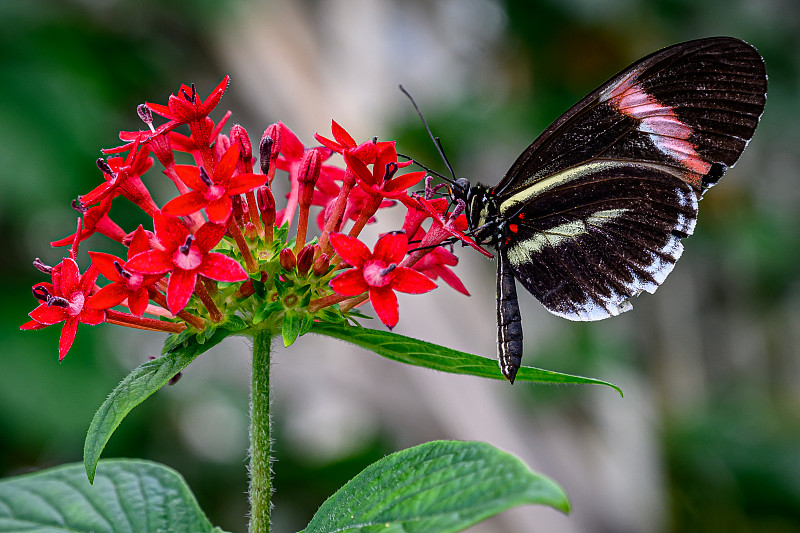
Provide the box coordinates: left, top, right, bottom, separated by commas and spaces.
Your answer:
2, 1, 799, 532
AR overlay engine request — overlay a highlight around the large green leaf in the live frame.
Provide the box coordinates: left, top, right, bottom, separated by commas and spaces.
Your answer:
311, 322, 621, 394
84, 327, 234, 483
0, 459, 227, 533
302, 440, 568, 533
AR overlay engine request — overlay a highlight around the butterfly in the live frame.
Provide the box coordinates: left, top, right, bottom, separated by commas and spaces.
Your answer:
440, 37, 767, 383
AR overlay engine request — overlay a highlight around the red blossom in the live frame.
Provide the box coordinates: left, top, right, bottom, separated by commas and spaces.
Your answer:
20, 257, 106, 360
125, 211, 248, 314
79, 140, 159, 215
146, 76, 230, 136
161, 145, 267, 224
329, 232, 436, 328
86, 226, 165, 316
343, 143, 425, 201
408, 229, 469, 296
50, 197, 126, 247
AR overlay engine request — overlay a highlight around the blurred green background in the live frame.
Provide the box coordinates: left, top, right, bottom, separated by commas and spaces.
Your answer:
2, 1, 799, 532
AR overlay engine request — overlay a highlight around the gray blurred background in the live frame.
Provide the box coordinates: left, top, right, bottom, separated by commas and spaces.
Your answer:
2, 1, 799, 532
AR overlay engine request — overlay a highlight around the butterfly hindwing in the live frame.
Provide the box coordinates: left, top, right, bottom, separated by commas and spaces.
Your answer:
501, 161, 698, 320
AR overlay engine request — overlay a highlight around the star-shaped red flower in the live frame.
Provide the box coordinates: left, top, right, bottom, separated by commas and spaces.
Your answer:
161, 144, 267, 224
20, 257, 106, 360
343, 143, 424, 200
125, 212, 248, 314
86, 226, 165, 316
146, 76, 230, 136
329, 232, 436, 328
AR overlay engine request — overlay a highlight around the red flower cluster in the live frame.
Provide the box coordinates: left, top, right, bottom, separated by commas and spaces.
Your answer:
22, 77, 473, 359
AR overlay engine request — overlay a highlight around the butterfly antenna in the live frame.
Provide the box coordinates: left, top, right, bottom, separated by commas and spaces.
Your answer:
397, 153, 449, 181
399, 85, 458, 185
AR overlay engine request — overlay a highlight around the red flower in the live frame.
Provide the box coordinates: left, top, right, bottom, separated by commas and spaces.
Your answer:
146, 76, 230, 136
50, 197, 126, 247
79, 140, 158, 215
20, 257, 106, 360
408, 195, 492, 258
329, 232, 436, 328
343, 143, 425, 200
314, 120, 395, 164
161, 145, 267, 224
86, 226, 165, 316
408, 229, 469, 296
125, 212, 248, 314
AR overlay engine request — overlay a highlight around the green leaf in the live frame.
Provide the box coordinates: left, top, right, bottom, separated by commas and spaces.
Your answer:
302, 440, 568, 533
0, 459, 228, 533
282, 309, 300, 346
311, 322, 621, 394
85, 328, 234, 483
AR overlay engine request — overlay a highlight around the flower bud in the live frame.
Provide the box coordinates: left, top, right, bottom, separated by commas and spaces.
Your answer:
259, 135, 273, 176
312, 253, 330, 277
256, 186, 275, 228
296, 245, 315, 275
231, 124, 253, 171
298, 148, 322, 209
279, 248, 296, 270
214, 133, 231, 163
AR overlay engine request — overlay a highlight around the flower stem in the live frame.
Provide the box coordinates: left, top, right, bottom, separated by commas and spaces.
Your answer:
249, 330, 272, 533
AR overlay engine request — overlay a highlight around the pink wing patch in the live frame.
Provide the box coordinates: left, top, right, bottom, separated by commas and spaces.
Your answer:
601, 69, 711, 183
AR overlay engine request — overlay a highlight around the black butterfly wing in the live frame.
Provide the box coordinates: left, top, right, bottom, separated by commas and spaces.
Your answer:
495, 37, 767, 321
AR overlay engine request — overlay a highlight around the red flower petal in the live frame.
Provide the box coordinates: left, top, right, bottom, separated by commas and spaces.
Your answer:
30, 304, 67, 325
198, 253, 248, 282
227, 173, 268, 195
166, 268, 197, 314
162, 191, 208, 217
86, 283, 129, 310
20, 320, 48, 331
330, 269, 369, 296
389, 267, 437, 294
331, 120, 356, 148
60, 258, 80, 296
369, 286, 399, 328
58, 317, 79, 360
384, 170, 426, 193
127, 288, 150, 316
79, 308, 106, 326
204, 196, 232, 224
194, 222, 228, 252
174, 165, 206, 191
153, 211, 189, 251
126, 250, 174, 274
214, 144, 240, 185
328, 233, 371, 267
343, 151, 376, 187
88, 251, 126, 282
127, 226, 152, 257
373, 232, 407, 265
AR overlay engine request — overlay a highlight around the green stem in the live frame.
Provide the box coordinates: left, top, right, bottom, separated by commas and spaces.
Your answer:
249, 330, 272, 532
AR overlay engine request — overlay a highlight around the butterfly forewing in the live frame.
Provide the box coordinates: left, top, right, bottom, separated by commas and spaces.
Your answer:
492, 37, 766, 322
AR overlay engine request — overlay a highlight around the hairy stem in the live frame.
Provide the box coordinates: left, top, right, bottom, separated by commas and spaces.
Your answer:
249, 330, 272, 533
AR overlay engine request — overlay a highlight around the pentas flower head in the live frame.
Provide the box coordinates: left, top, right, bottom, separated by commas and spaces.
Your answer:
21, 257, 105, 360
161, 144, 266, 224
125, 212, 248, 314
329, 232, 436, 328
24, 76, 479, 363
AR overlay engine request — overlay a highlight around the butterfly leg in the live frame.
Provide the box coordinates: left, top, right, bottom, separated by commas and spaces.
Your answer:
497, 250, 523, 383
